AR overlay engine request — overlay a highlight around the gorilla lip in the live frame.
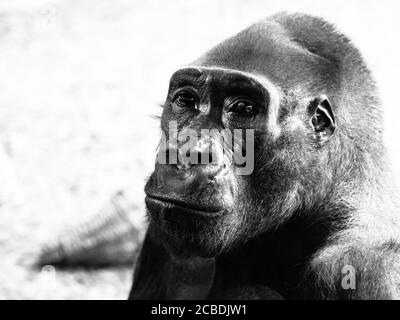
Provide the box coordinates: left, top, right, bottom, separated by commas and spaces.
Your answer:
145, 195, 224, 219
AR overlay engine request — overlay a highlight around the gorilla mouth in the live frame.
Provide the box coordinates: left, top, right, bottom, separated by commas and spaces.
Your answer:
145, 195, 224, 219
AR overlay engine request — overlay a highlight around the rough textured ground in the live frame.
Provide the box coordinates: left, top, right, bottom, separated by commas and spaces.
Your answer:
0, 0, 399, 300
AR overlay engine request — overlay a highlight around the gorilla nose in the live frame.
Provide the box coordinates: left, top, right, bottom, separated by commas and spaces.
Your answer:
157, 142, 225, 181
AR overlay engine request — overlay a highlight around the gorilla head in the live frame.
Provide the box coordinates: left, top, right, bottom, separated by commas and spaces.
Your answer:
144, 12, 382, 260
131, 12, 400, 300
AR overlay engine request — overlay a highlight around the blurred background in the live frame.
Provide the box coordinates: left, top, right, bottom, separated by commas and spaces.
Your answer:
0, 0, 399, 299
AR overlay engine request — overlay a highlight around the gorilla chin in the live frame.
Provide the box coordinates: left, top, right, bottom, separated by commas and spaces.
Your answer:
145, 194, 237, 258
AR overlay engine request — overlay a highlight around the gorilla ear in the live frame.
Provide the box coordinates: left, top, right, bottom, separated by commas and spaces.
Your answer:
309, 95, 336, 143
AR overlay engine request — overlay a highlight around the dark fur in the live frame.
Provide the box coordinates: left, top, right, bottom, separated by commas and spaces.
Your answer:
130, 12, 400, 300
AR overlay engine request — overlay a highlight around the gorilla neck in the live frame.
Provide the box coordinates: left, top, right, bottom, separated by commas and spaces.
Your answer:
209, 211, 337, 298
155, 208, 342, 299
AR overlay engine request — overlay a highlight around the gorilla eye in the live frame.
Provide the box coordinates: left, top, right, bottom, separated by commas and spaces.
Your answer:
225, 97, 257, 117
244, 104, 254, 113
173, 90, 199, 109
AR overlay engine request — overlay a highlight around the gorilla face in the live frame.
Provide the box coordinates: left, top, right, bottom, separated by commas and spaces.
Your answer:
144, 42, 336, 259
144, 67, 266, 257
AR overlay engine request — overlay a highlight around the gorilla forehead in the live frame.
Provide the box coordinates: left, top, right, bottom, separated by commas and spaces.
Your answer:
169, 66, 271, 98
191, 20, 336, 92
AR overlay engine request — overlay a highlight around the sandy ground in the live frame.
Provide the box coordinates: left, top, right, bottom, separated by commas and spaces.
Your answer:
0, 0, 400, 299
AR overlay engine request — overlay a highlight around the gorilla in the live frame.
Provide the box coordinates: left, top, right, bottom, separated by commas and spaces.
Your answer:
129, 12, 400, 299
